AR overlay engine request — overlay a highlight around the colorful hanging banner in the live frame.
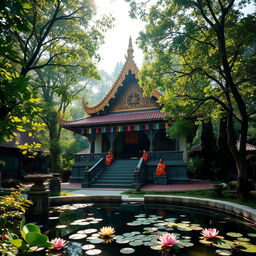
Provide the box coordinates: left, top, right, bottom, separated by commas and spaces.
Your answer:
74, 122, 170, 136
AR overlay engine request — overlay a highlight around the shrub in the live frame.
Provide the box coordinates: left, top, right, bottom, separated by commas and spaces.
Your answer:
2, 179, 21, 189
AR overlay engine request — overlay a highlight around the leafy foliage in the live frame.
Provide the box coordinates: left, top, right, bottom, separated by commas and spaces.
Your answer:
0, 0, 113, 151
0, 189, 32, 232
128, 0, 256, 197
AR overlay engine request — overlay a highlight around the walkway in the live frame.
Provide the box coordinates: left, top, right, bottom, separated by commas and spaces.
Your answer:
61, 180, 213, 197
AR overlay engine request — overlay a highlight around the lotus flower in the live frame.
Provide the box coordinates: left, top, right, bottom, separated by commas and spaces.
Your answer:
99, 226, 115, 237
152, 227, 158, 232
1, 234, 9, 240
201, 228, 219, 239
158, 233, 179, 248
49, 238, 67, 250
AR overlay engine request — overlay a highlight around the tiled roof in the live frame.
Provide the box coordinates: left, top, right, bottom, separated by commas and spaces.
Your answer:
61, 110, 165, 127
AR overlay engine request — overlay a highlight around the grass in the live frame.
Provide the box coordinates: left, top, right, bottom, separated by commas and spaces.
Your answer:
60, 191, 75, 196
122, 189, 256, 209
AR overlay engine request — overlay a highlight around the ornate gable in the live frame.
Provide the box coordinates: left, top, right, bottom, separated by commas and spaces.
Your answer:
83, 37, 161, 115
109, 73, 159, 113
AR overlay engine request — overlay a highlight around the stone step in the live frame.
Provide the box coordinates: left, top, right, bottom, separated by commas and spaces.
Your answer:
95, 177, 133, 183
100, 174, 134, 178
89, 183, 132, 188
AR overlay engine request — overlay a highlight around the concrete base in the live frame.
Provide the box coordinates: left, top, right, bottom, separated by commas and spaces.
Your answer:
27, 190, 50, 215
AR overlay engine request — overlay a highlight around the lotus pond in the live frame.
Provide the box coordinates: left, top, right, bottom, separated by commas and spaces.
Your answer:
43, 202, 256, 256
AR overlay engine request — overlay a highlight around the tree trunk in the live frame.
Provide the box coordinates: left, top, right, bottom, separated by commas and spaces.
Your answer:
48, 110, 62, 173
217, 117, 236, 180
236, 155, 249, 199
201, 120, 217, 179
226, 113, 249, 198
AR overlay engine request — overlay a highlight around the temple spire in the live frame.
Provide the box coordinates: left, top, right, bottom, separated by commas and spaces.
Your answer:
127, 36, 134, 59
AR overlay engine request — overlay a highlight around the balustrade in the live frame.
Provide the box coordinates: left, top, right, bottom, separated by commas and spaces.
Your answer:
149, 151, 183, 161
133, 157, 145, 189
82, 158, 105, 188
75, 153, 106, 163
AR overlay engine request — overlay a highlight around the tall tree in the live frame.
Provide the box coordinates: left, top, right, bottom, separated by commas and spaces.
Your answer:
35, 67, 92, 171
0, 0, 112, 141
201, 119, 217, 179
128, 0, 256, 198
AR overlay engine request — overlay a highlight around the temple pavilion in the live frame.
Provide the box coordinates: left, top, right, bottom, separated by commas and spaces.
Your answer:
59, 37, 188, 188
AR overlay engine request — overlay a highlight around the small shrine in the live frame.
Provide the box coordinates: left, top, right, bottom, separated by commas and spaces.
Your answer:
59, 37, 188, 188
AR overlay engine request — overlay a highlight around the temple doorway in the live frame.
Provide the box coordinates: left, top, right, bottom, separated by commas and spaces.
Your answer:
114, 131, 149, 159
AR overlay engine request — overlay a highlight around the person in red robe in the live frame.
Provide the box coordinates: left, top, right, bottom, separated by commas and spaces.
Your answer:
105, 151, 113, 166
142, 150, 149, 163
155, 159, 166, 175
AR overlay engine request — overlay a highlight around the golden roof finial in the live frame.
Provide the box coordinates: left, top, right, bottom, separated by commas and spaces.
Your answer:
127, 36, 134, 59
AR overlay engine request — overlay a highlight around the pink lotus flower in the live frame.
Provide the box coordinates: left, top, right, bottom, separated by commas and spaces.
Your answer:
158, 233, 179, 248
49, 238, 67, 250
201, 228, 219, 239
1, 234, 9, 240
152, 227, 158, 232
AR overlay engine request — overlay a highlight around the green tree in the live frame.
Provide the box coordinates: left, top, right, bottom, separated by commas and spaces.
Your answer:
128, 0, 256, 198
0, 0, 112, 142
35, 66, 94, 172
0, 1, 43, 141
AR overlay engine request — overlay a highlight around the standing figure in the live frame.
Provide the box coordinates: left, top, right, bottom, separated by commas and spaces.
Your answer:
156, 159, 166, 175
142, 149, 149, 163
105, 151, 113, 166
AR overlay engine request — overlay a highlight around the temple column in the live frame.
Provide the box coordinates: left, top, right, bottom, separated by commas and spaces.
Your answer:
89, 130, 96, 153
107, 132, 117, 152
146, 124, 157, 151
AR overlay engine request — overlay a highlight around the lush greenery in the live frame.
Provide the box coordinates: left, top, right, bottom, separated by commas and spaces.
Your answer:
0, 189, 32, 230
127, 0, 256, 198
0, 0, 113, 169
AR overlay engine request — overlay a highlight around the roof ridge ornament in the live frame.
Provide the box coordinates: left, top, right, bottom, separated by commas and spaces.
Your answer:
126, 35, 134, 60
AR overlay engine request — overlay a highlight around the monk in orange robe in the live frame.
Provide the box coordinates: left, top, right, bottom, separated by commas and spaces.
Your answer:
142, 150, 149, 163
156, 159, 166, 175
105, 151, 113, 166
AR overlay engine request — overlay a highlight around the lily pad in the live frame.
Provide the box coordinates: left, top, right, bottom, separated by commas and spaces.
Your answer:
131, 231, 141, 235
49, 216, 59, 220
69, 234, 87, 240
150, 245, 162, 250
239, 242, 256, 253
248, 233, 256, 238
226, 232, 243, 238
215, 249, 232, 255
120, 248, 135, 254
129, 240, 143, 246
199, 239, 213, 245
237, 237, 250, 242
127, 222, 141, 226
56, 225, 67, 229
85, 249, 102, 255
213, 239, 234, 249
84, 229, 98, 234
123, 232, 134, 237
116, 239, 130, 244
82, 244, 95, 250
135, 214, 146, 217
89, 239, 103, 244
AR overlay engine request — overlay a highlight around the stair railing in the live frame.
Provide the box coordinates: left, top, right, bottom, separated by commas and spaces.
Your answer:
82, 157, 105, 188
133, 157, 145, 189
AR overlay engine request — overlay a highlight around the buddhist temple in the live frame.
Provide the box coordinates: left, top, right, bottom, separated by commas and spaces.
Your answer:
59, 37, 188, 188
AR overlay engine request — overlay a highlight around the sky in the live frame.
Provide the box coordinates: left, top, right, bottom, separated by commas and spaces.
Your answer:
95, 0, 145, 74
94, 0, 255, 74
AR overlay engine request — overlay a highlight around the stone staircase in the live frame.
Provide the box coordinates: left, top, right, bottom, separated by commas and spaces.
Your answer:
90, 160, 138, 188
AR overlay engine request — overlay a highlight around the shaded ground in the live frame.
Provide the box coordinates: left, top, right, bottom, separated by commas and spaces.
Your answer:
60, 179, 212, 191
